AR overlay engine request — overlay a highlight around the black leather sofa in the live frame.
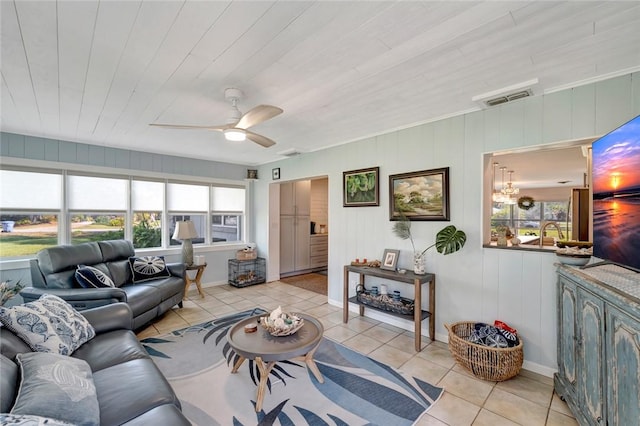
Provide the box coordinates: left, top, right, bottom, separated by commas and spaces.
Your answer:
0, 303, 190, 425
22, 240, 185, 330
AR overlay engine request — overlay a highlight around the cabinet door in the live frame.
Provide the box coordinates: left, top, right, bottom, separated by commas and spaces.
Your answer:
294, 216, 310, 270
578, 289, 606, 424
558, 277, 578, 398
280, 216, 295, 273
606, 306, 640, 426
294, 180, 311, 216
280, 180, 311, 216
280, 182, 295, 216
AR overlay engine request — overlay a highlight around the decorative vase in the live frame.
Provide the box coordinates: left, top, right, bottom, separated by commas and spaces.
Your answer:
413, 253, 426, 275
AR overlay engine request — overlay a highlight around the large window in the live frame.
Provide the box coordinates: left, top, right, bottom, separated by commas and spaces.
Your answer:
70, 213, 125, 244
68, 175, 128, 244
211, 187, 244, 243
0, 167, 247, 259
132, 180, 164, 249
167, 183, 208, 246
491, 200, 570, 241
0, 170, 62, 257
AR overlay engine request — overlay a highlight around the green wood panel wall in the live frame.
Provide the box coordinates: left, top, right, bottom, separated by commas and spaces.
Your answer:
571, 84, 596, 139
498, 101, 525, 150
0, 132, 246, 180
523, 95, 543, 147
543, 90, 573, 143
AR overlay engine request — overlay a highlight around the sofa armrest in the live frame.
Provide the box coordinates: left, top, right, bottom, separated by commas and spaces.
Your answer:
20, 286, 127, 311
80, 303, 133, 333
167, 262, 185, 278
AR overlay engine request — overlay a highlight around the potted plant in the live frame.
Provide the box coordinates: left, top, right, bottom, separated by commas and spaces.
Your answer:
392, 216, 467, 274
0, 280, 24, 306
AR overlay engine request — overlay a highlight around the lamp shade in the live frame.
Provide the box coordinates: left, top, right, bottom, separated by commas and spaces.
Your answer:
173, 221, 198, 266
172, 221, 198, 240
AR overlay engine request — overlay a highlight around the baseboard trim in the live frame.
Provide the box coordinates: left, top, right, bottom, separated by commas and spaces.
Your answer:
329, 297, 557, 378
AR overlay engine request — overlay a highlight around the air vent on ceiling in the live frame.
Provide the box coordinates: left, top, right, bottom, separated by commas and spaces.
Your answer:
484, 89, 533, 107
278, 148, 301, 157
472, 78, 539, 109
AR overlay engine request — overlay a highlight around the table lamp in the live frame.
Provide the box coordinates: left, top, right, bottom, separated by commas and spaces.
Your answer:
172, 220, 198, 265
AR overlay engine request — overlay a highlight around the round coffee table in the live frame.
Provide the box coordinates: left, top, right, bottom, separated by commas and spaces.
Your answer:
227, 313, 324, 412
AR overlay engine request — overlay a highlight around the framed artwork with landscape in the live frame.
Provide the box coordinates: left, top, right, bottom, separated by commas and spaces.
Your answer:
343, 166, 379, 207
389, 167, 450, 221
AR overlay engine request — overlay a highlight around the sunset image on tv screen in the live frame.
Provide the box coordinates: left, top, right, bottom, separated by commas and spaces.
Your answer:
591, 115, 640, 271
592, 115, 640, 198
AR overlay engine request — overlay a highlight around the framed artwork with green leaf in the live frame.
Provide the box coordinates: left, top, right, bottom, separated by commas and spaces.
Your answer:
343, 166, 379, 207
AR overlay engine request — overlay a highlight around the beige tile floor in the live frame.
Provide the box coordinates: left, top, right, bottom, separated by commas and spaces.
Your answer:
137, 280, 577, 426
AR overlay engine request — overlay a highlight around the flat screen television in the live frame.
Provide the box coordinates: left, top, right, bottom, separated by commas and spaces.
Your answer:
590, 114, 640, 272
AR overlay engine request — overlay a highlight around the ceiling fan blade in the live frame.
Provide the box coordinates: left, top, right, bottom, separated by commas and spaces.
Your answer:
149, 123, 229, 131
236, 105, 283, 129
246, 130, 276, 148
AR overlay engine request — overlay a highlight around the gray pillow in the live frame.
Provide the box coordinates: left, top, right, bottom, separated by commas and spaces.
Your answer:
11, 352, 99, 426
0, 294, 96, 355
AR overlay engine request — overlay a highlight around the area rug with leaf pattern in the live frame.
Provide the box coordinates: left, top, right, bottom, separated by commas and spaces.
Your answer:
140, 308, 443, 426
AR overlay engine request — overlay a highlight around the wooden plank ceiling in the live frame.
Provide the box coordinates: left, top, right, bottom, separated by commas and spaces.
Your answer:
1, 1, 639, 166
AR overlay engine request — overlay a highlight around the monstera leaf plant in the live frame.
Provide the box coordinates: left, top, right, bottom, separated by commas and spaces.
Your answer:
393, 219, 467, 256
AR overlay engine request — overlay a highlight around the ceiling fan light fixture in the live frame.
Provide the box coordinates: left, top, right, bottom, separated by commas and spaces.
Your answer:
224, 128, 246, 142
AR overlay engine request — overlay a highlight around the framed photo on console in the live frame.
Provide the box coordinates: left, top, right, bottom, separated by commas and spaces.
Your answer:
380, 249, 400, 271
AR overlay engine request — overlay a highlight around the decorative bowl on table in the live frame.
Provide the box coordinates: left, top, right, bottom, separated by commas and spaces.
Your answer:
261, 306, 304, 336
555, 240, 593, 249
555, 247, 592, 266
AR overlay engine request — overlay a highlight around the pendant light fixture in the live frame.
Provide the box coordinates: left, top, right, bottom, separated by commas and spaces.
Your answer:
501, 170, 519, 204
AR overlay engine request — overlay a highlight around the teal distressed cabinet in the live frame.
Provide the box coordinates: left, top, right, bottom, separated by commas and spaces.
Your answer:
555, 265, 640, 425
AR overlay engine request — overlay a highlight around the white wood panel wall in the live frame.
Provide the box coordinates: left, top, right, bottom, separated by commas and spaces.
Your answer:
254, 72, 640, 376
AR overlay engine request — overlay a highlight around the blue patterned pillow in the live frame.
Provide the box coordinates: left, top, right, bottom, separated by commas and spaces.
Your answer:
128, 256, 171, 283
0, 414, 75, 425
11, 352, 99, 425
467, 323, 519, 348
75, 265, 115, 288
0, 294, 96, 355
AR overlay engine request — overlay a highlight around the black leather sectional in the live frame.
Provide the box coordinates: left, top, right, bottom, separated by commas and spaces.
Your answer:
1, 303, 190, 424
22, 239, 185, 330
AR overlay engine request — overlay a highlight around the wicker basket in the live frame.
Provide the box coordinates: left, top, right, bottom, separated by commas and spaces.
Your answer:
445, 321, 523, 382
355, 284, 414, 315
236, 250, 257, 260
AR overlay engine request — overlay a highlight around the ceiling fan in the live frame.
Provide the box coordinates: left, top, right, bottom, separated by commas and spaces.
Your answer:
150, 88, 283, 147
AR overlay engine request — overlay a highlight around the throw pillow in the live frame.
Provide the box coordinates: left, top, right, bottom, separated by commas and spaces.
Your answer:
467, 323, 519, 348
0, 294, 96, 355
128, 255, 171, 283
0, 414, 75, 425
75, 265, 115, 288
11, 352, 99, 426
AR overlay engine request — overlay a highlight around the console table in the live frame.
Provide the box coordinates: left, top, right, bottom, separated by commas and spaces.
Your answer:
343, 265, 436, 351
555, 264, 640, 425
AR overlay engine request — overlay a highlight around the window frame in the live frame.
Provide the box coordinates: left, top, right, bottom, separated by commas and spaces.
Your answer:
0, 165, 249, 260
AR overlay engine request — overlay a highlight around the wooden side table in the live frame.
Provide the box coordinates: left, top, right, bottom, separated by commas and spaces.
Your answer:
184, 263, 207, 299
343, 265, 435, 352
